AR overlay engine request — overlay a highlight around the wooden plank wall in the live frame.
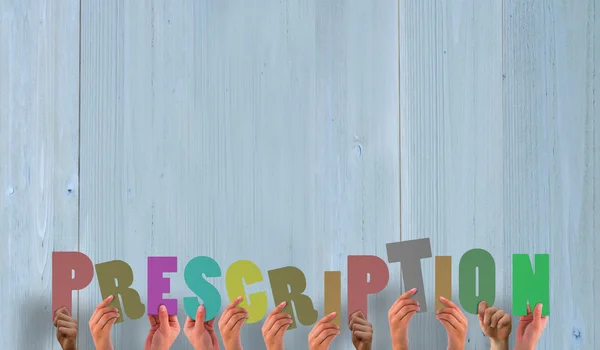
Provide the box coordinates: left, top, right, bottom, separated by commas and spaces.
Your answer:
77, 0, 399, 349
1, 0, 597, 349
400, 0, 598, 349
0, 0, 80, 349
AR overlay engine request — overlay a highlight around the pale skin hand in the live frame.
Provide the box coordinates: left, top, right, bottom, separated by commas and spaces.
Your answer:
436, 297, 468, 350
144, 304, 181, 350
308, 312, 340, 350
477, 301, 511, 350
348, 311, 373, 350
89, 295, 120, 350
515, 304, 548, 350
388, 288, 420, 350
261, 301, 293, 350
184, 305, 220, 350
218, 296, 249, 350
54, 307, 78, 350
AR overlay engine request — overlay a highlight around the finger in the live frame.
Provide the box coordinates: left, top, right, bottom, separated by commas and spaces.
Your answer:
526, 303, 532, 315
478, 301, 488, 321
391, 305, 420, 323
58, 327, 78, 337
533, 304, 544, 325
168, 314, 179, 327
54, 312, 76, 326
439, 296, 459, 309
264, 312, 292, 331
349, 314, 370, 330
91, 307, 120, 325
389, 299, 420, 316
351, 324, 372, 334
98, 312, 120, 330
55, 307, 71, 317
272, 318, 293, 337
353, 330, 373, 343
158, 305, 170, 332
194, 305, 206, 327
96, 295, 115, 310
349, 310, 366, 320
268, 301, 287, 317
484, 307, 499, 325
316, 312, 337, 325
436, 314, 460, 330
397, 288, 418, 301
437, 308, 465, 325
220, 307, 248, 327
490, 310, 505, 327
206, 318, 216, 331
230, 313, 249, 332
498, 314, 512, 328
148, 314, 157, 326
56, 320, 78, 330
185, 316, 195, 328
309, 322, 339, 339
225, 296, 244, 311
315, 328, 340, 345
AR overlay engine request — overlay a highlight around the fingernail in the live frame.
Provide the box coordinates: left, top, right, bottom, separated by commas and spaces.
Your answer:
288, 319, 293, 323
417, 307, 421, 311
199, 305, 205, 311
237, 296, 243, 300
280, 301, 286, 306
440, 296, 446, 301
108, 295, 114, 300
330, 312, 337, 316
411, 288, 417, 292
159, 305, 166, 311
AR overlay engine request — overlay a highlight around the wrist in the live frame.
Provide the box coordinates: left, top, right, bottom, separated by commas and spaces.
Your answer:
490, 338, 508, 350
392, 343, 409, 350
224, 342, 243, 350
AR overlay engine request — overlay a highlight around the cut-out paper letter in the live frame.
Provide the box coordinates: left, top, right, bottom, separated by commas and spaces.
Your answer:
184, 256, 222, 321
435, 256, 452, 311
52, 252, 94, 319
148, 256, 178, 315
459, 249, 496, 314
268, 266, 318, 330
512, 254, 550, 316
386, 239, 432, 312
226, 260, 268, 323
347, 256, 389, 321
95, 260, 146, 323
324, 271, 341, 326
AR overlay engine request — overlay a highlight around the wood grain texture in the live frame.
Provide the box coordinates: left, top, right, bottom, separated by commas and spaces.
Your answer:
78, 0, 399, 349
400, 0, 598, 349
0, 0, 80, 349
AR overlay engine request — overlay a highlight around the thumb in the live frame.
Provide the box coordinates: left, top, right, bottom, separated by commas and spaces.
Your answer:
533, 304, 543, 326
158, 305, 169, 332
478, 301, 488, 321
195, 305, 206, 331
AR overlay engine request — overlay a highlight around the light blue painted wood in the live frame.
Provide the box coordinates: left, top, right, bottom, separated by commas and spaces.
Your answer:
0, 0, 80, 349
400, 0, 598, 349
78, 0, 399, 349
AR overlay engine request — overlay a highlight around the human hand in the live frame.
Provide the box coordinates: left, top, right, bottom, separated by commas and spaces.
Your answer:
144, 305, 181, 350
218, 296, 248, 350
515, 303, 548, 350
436, 297, 467, 350
89, 295, 120, 350
388, 288, 420, 350
184, 305, 220, 350
308, 312, 340, 350
477, 301, 511, 350
54, 307, 78, 350
261, 301, 292, 350
349, 311, 373, 350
